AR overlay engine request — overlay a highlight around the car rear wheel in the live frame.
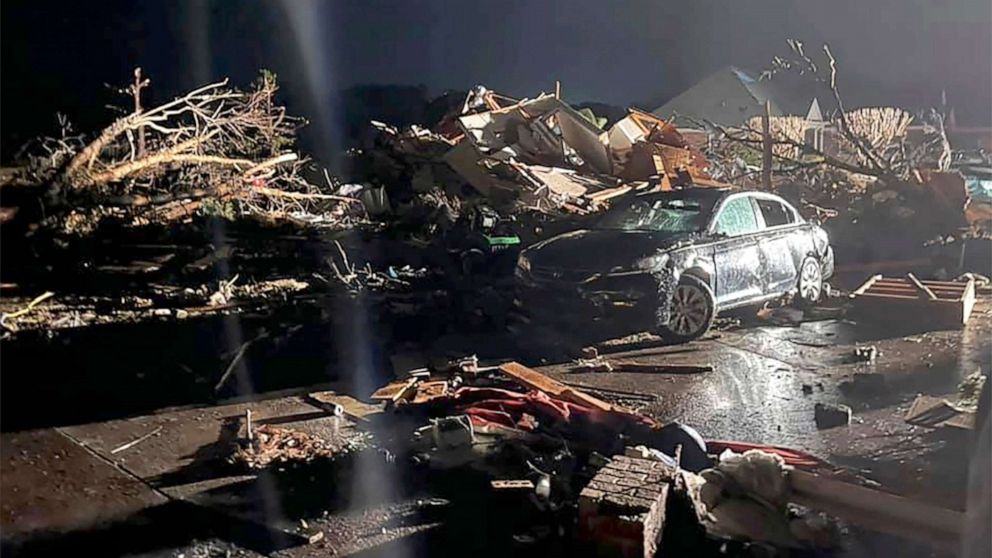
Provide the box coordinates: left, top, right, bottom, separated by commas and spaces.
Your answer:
659, 275, 716, 343
795, 256, 823, 307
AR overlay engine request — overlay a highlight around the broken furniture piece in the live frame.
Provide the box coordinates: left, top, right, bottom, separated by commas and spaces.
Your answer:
850, 274, 976, 327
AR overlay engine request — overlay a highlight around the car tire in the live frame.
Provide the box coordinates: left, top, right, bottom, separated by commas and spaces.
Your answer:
659, 275, 716, 343
795, 256, 824, 308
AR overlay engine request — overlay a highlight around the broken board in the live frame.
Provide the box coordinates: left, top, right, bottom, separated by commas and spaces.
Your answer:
850, 274, 975, 328
904, 395, 976, 430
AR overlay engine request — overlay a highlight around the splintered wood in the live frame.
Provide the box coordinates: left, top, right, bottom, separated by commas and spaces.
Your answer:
231, 425, 338, 469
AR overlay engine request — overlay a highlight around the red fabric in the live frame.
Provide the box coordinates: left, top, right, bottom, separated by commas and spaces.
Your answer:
451, 387, 601, 431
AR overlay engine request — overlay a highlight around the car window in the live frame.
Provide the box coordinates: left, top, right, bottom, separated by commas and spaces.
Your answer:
756, 198, 795, 227
714, 196, 760, 236
596, 197, 711, 233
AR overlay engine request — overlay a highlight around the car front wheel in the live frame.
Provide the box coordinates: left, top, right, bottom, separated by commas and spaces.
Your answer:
659, 275, 716, 343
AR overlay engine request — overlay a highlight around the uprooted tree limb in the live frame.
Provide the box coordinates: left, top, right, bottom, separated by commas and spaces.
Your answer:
19, 69, 364, 232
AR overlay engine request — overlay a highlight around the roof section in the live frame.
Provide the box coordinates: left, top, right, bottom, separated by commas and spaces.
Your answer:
651, 66, 830, 128
651, 66, 780, 127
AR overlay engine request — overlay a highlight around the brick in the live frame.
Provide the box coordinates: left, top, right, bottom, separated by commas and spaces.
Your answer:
597, 471, 623, 484
634, 487, 663, 500
628, 461, 653, 474
581, 487, 605, 500
616, 477, 645, 488
644, 473, 666, 484
579, 456, 672, 558
605, 460, 630, 472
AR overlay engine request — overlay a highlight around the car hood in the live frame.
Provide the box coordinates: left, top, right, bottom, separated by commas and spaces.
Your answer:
524, 229, 695, 272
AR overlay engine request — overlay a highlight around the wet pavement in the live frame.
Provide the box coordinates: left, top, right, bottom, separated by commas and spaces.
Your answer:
536, 297, 991, 508
2, 295, 989, 556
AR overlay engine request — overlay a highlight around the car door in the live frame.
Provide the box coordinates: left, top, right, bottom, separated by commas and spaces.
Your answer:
753, 196, 802, 295
710, 194, 764, 306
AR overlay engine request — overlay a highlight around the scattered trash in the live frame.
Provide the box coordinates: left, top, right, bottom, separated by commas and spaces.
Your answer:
570, 356, 613, 373
853, 345, 878, 363
579, 346, 599, 360
491, 480, 535, 490
230, 424, 365, 469
306, 531, 325, 545
685, 449, 840, 549
905, 395, 976, 430
813, 403, 852, 429
110, 426, 163, 455
957, 369, 988, 410
614, 362, 714, 374
756, 304, 805, 326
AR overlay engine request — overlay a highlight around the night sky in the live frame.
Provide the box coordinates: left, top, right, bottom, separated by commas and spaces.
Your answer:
3, 0, 990, 159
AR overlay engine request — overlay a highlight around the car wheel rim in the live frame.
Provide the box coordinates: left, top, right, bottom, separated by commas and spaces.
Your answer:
800, 260, 821, 300
669, 284, 708, 336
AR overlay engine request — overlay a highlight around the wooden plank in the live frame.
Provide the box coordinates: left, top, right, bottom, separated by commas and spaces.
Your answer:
856, 292, 959, 303
491, 479, 535, 490
370, 378, 419, 403
499, 362, 616, 413
851, 274, 882, 296
874, 281, 965, 293
908, 273, 936, 300
872, 287, 966, 296
615, 362, 713, 374
586, 185, 632, 202
962, 278, 976, 324
789, 470, 962, 548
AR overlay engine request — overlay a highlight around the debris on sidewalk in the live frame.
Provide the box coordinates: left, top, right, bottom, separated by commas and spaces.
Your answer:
957, 369, 987, 410
230, 424, 369, 469
814, 403, 852, 429
614, 362, 714, 374
571, 357, 713, 375
756, 305, 805, 326
571, 356, 614, 373
905, 395, 976, 430
852, 345, 878, 363
685, 449, 839, 549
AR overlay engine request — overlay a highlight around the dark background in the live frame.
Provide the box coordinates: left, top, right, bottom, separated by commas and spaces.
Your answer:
3, 0, 990, 164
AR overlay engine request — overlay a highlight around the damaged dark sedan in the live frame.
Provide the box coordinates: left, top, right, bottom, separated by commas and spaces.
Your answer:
515, 187, 834, 341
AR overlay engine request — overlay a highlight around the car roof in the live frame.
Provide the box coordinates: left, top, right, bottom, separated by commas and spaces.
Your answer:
631, 187, 733, 203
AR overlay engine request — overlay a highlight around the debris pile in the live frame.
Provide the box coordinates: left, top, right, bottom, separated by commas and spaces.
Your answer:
231, 423, 369, 469
364, 359, 967, 553
360, 85, 725, 219
686, 449, 840, 549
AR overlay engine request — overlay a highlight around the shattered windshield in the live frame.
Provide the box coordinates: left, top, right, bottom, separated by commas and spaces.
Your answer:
596, 196, 713, 233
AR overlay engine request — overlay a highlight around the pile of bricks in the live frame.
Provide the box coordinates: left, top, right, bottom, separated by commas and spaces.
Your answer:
578, 454, 675, 558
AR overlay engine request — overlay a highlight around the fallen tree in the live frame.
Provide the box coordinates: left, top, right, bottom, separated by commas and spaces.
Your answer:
14, 69, 363, 232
